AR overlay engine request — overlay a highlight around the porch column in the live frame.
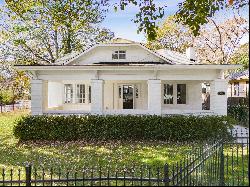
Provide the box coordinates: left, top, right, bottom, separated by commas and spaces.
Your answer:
210, 79, 228, 115
31, 79, 43, 115
148, 79, 162, 115
91, 79, 104, 114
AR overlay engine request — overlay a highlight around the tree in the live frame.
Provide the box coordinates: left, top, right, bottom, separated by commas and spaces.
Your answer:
146, 16, 194, 52
0, 70, 30, 104
195, 16, 249, 64
1, 0, 114, 65
147, 15, 249, 64
0, 90, 14, 105
230, 43, 249, 70
115, 0, 249, 40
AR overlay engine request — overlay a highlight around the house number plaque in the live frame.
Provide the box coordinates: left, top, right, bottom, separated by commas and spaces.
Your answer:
217, 91, 225, 95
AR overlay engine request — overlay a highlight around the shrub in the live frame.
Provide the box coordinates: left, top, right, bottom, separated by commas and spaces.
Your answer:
13, 115, 235, 142
228, 105, 249, 127
0, 90, 14, 105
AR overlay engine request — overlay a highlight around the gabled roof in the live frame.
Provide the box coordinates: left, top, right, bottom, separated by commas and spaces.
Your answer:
55, 41, 174, 65
107, 38, 135, 44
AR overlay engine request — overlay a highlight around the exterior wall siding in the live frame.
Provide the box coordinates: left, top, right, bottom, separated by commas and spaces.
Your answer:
33, 69, 228, 116
31, 80, 43, 115
69, 45, 165, 65
91, 79, 104, 114
161, 81, 203, 112
210, 79, 228, 115
148, 79, 162, 115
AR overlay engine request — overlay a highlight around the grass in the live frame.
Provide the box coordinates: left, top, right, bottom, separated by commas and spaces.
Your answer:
0, 110, 193, 184
0, 110, 248, 186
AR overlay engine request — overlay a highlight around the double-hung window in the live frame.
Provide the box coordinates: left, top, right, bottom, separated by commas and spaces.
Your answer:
64, 84, 73, 103
64, 84, 91, 104
163, 84, 173, 104
76, 84, 85, 103
112, 51, 126, 59
163, 83, 187, 105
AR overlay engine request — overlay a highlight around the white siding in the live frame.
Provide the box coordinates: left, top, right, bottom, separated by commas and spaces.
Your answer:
32, 68, 228, 116
148, 79, 162, 115
69, 45, 165, 65
31, 80, 43, 115
91, 79, 104, 114
48, 82, 63, 108
103, 80, 148, 110
162, 81, 203, 112
210, 79, 228, 115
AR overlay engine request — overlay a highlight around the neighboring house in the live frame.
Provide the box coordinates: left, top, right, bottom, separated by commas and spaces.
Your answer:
16, 38, 240, 116
227, 69, 249, 98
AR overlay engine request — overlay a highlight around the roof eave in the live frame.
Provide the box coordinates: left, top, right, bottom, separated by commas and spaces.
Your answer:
15, 64, 242, 71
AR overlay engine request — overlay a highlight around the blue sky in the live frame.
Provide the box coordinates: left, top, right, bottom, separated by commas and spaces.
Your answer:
0, 0, 249, 43
101, 0, 184, 42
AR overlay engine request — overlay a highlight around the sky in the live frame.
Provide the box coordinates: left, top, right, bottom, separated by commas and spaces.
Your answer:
0, 0, 249, 43
101, 0, 184, 42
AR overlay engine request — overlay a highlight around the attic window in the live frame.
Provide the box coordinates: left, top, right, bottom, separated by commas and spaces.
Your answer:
112, 51, 126, 59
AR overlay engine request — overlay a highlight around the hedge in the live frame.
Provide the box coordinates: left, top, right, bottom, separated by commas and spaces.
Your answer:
228, 105, 249, 127
13, 115, 235, 142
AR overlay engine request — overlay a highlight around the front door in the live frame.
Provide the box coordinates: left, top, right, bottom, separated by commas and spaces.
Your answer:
122, 85, 134, 109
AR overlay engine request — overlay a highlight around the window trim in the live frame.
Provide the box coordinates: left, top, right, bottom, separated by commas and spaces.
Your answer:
163, 84, 174, 104
162, 83, 187, 105
76, 84, 86, 104
64, 84, 73, 104
64, 83, 91, 105
112, 50, 126, 60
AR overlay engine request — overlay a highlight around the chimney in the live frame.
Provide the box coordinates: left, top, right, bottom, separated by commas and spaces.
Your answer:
186, 47, 196, 62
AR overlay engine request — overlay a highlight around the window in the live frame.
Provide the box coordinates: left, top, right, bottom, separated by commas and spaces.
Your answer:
64, 84, 73, 103
163, 84, 173, 104
112, 51, 126, 59
76, 84, 85, 103
177, 84, 186, 104
88, 86, 91, 103
234, 82, 239, 96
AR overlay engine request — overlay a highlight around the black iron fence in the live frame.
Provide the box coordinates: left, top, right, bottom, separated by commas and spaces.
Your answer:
0, 128, 249, 186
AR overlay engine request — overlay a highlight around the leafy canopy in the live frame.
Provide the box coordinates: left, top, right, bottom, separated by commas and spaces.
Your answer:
1, 0, 114, 64
115, 0, 249, 40
147, 14, 249, 64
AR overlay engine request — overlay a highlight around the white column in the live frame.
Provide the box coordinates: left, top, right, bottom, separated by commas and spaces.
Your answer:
148, 79, 162, 115
91, 79, 104, 114
210, 79, 228, 115
31, 79, 43, 115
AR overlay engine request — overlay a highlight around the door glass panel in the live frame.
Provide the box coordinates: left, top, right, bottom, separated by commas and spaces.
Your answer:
177, 84, 186, 104
123, 85, 134, 109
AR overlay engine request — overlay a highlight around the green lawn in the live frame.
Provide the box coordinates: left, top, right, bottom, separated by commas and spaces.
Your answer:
0, 110, 193, 184
0, 111, 248, 186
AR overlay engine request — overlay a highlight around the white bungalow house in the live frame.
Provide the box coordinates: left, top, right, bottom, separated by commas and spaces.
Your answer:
16, 38, 240, 116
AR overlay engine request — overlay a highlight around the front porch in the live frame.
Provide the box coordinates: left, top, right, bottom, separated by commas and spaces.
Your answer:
32, 78, 227, 116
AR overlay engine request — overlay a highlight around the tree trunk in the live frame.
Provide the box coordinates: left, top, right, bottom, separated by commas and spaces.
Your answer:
66, 26, 72, 54
54, 29, 59, 59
